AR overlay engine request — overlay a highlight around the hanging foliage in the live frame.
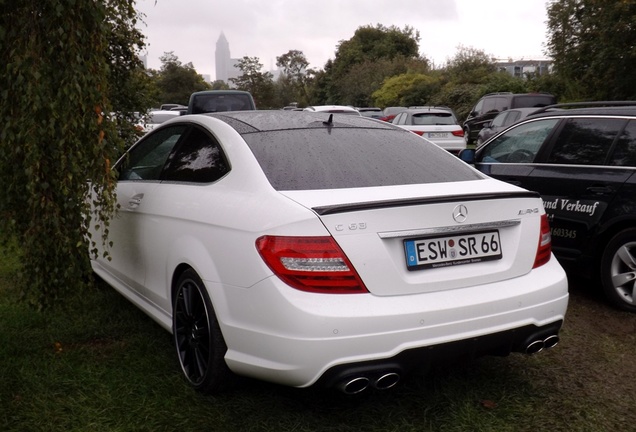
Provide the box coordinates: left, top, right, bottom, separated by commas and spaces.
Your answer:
0, 0, 148, 309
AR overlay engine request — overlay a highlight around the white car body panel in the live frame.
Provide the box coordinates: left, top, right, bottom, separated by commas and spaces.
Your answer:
395, 124, 466, 152
90, 110, 568, 390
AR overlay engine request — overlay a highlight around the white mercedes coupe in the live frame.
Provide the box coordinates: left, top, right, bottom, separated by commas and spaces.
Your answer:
90, 110, 568, 394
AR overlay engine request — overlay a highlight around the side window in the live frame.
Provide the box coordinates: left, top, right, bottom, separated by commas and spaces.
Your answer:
472, 100, 484, 116
118, 125, 187, 181
479, 119, 559, 163
546, 118, 625, 165
490, 113, 508, 128
494, 97, 509, 112
482, 98, 497, 114
163, 126, 230, 183
611, 120, 636, 166
504, 111, 521, 126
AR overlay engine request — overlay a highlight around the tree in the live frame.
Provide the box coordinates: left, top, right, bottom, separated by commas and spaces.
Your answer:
372, 73, 440, 108
230, 56, 276, 108
276, 50, 314, 106
546, 0, 636, 100
442, 46, 497, 85
153, 52, 210, 106
211, 80, 230, 90
0, 0, 146, 308
321, 24, 425, 104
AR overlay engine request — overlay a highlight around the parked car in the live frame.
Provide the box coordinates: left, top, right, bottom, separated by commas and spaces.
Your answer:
141, 110, 181, 133
392, 107, 466, 154
476, 107, 542, 146
187, 90, 256, 114
463, 93, 556, 144
357, 107, 384, 119
160, 103, 186, 111
460, 101, 636, 312
304, 105, 360, 115
90, 110, 568, 394
380, 106, 406, 122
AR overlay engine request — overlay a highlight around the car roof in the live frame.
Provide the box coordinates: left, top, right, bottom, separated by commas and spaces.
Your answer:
304, 105, 359, 114
403, 107, 455, 115
493, 107, 543, 118
526, 101, 636, 120
199, 110, 398, 133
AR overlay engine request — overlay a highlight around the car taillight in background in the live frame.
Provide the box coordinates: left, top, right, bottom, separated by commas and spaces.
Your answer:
451, 130, 465, 137
256, 236, 369, 294
533, 214, 552, 268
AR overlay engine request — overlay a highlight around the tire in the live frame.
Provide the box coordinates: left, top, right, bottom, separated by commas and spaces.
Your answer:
173, 268, 232, 392
600, 228, 636, 312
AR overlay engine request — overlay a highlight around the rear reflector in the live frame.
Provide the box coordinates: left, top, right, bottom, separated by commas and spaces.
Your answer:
255, 236, 369, 294
451, 130, 465, 137
533, 214, 552, 268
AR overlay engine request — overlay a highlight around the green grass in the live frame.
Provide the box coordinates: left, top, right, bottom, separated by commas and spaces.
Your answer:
1, 248, 635, 431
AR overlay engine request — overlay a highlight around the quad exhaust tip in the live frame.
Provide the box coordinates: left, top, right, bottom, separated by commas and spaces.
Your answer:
525, 334, 560, 355
338, 371, 401, 394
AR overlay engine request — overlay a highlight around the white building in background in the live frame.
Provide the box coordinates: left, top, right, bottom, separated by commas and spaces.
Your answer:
494, 58, 553, 78
215, 32, 241, 84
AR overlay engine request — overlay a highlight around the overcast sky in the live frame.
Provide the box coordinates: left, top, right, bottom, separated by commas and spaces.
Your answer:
135, 0, 551, 80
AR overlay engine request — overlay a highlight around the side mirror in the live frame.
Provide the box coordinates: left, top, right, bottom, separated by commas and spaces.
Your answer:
458, 149, 476, 164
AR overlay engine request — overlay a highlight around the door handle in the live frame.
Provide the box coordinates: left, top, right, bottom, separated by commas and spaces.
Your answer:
586, 186, 614, 195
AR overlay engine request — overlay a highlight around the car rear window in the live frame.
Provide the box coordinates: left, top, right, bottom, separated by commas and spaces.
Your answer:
412, 113, 456, 125
191, 94, 254, 113
242, 128, 483, 190
511, 95, 555, 109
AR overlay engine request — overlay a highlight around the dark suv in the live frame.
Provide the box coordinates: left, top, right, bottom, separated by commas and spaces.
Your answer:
460, 102, 636, 312
187, 90, 256, 114
463, 93, 556, 144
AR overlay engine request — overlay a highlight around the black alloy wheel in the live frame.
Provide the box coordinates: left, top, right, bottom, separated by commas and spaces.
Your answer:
600, 228, 636, 313
173, 269, 231, 392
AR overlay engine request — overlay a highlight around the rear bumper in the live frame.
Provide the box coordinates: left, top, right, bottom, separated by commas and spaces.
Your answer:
209, 258, 568, 388
315, 320, 563, 391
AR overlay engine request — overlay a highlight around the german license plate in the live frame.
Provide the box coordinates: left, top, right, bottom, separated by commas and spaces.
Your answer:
404, 230, 502, 271
428, 132, 448, 138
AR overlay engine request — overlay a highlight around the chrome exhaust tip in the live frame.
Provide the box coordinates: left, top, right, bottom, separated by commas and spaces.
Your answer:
373, 372, 400, 390
525, 340, 545, 355
543, 334, 560, 349
338, 376, 370, 394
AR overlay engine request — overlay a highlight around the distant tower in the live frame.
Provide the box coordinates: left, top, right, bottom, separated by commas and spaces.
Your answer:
215, 32, 231, 82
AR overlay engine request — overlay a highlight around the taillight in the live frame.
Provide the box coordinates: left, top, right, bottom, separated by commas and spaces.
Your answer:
533, 214, 552, 268
411, 131, 425, 136
451, 129, 465, 137
255, 236, 369, 294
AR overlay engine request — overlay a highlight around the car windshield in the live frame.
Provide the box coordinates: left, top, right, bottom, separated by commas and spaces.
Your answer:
242, 128, 482, 190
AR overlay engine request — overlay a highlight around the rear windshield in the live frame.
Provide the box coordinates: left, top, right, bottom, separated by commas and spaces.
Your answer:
412, 113, 456, 125
512, 95, 555, 109
191, 94, 254, 113
242, 128, 483, 190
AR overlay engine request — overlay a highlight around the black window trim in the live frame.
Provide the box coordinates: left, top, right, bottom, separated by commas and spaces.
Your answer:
160, 123, 232, 185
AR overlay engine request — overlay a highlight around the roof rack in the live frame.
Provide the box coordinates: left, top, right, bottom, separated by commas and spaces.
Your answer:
531, 100, 636, 115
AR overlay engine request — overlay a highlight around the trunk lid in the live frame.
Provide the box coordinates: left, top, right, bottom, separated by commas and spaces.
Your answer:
280, 179, 545, 296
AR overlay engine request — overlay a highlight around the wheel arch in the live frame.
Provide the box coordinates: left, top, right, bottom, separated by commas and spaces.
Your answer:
593, 217, 636, 268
